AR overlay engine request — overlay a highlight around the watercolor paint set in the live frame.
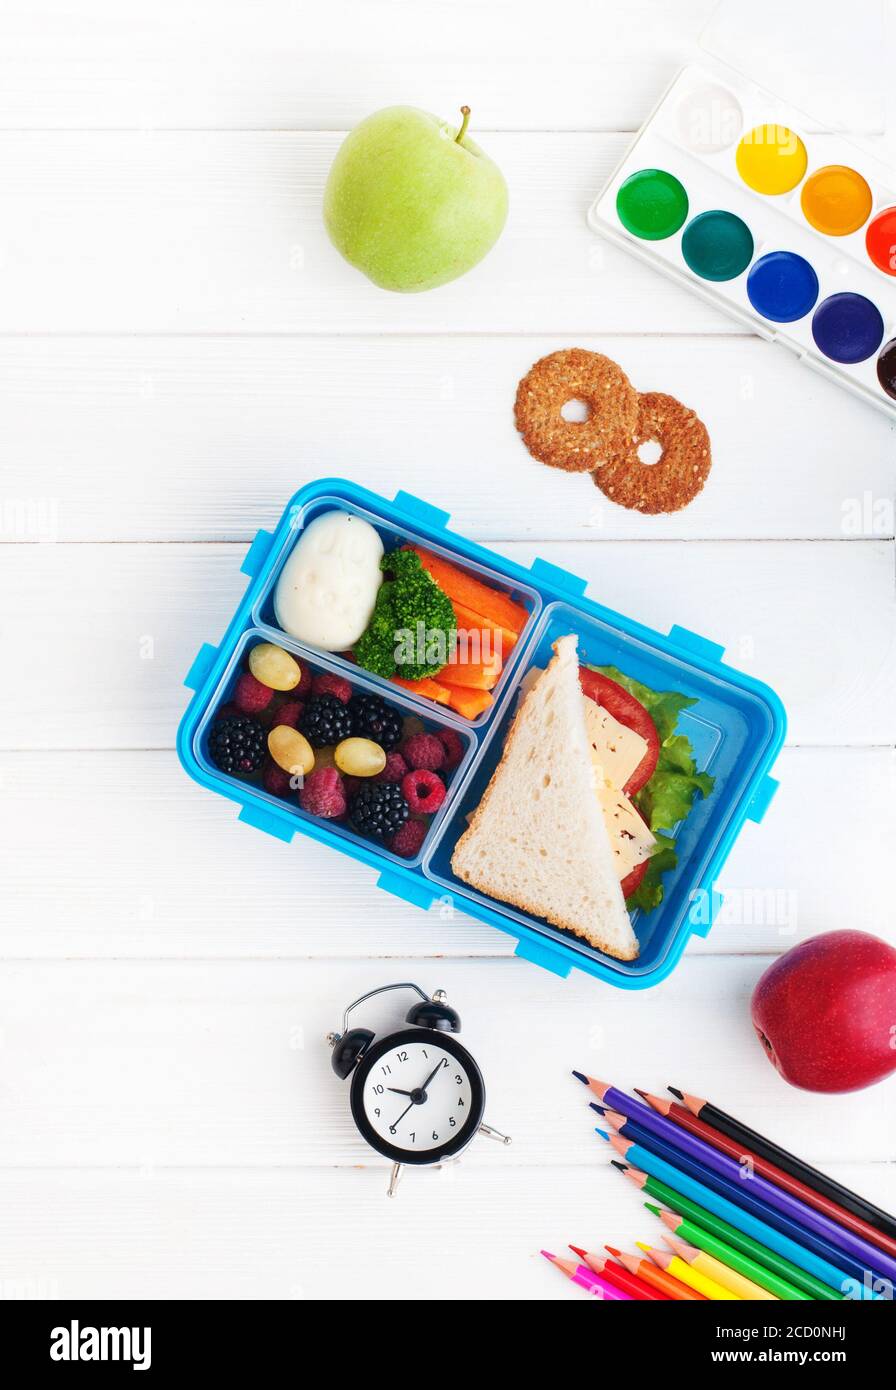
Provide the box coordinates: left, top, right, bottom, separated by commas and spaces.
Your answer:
588, 60, 896, 417
177, 479, 785, 991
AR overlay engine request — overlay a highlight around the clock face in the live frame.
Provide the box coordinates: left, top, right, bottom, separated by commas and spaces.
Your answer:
350, 1029, 485, 1165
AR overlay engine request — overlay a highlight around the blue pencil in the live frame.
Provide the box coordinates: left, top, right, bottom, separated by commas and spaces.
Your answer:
607, 1135, 879, 1300
594, 1105, 896, 1287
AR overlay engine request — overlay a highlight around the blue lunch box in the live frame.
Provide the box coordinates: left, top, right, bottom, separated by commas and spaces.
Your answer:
177, 478, 786, 989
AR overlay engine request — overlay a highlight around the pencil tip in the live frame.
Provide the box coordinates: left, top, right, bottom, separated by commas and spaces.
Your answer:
633, 1087, 647, 1098
569, 1244, 587, 1259
604, 1244, 621, 1257
610, 1160, 628, 1173
636, 1241, 651, 1254
645, 1202, 660, 1217
594, 1126, 609, 1141
571, 1070, 588, 1085
667, 1085, 683, 1100
540, 1250, 556, 1262
588, 1101, 605, 1115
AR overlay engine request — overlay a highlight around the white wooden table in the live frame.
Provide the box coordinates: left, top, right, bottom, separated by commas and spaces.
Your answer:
1, 0, 894, 1301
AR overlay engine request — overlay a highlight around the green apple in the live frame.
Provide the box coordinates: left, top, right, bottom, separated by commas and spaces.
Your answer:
323, 105, 508, 293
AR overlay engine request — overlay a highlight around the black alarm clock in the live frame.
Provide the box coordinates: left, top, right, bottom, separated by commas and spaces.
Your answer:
328, 982, 510, 1196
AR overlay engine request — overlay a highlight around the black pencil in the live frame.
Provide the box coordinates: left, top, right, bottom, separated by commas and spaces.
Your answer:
668, 1086, 896, 1241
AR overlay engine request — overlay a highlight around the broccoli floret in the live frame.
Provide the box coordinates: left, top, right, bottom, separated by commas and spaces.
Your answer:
354, 549, 456, 681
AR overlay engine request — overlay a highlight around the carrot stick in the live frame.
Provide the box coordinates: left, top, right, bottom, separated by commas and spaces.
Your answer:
390, 675, 452, 705
439, 684, 494, 720
407, 546, 529, 636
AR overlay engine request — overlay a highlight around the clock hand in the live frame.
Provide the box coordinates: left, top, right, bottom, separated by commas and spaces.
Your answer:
419, 1059, 444, 1095
389, 1100, 414, 1134
386, 1087, 414, 1097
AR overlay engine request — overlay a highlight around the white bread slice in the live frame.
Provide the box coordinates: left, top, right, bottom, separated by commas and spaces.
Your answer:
451, 634, 639, 961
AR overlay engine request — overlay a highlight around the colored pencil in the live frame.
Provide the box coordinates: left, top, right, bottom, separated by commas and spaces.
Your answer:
646, 1204, 811, 1301
640, 1089, 896, 1261
668, 1086, 896, 1242
606, 1244, 706, 1300
601, 1123, 889, 1292
600, 1104, 896, 1283
638, 1240, 740, 1300
569, 1245, 670, 1300
608, 1140, 870, 1298
621, 1164, 841, 1300
662, 1231, 777, 1301
541, 1250, 631, 1299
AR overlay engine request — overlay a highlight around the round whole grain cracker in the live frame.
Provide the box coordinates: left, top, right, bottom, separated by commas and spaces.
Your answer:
593, 391, 711, 514
514, 348, 639, 472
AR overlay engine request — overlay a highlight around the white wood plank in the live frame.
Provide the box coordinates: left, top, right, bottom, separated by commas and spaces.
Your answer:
2, 1162, 893, 1300
0, 540, 892, 748
0, 130, 750, 334
0, 957, 892, 1169
2, 335, 892, 544
0, 0, 715, 131
0, 748, 889, 960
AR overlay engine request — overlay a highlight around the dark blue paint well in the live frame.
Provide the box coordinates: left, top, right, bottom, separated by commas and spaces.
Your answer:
746, 251, 819, 323
812, 292, 885, 364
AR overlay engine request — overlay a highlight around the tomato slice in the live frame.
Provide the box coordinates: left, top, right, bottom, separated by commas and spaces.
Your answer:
620, 858, 649, 901
578, 666, 659, 794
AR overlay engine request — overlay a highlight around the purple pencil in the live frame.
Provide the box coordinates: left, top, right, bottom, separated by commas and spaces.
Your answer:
541, 1251, 632, 1299
582, 1084, 896, 1285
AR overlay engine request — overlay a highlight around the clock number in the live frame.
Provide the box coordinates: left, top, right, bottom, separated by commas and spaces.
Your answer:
432, 1132, 439, 1142
372, 1083, 384, 1095
457, 1097, 465, 1107
455, 1073, 463, 1084
397, 1050, 408, 1063
381, 1064, 392, 1076
374, 1108, 381, 1117
409, 1132, 415, 1143
449, 1117, 456, 1128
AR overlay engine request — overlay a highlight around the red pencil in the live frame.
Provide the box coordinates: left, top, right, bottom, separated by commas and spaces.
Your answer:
605, 1244, 707, 1300
637, 1089, 896, 1260
569, 1244, 671, 1300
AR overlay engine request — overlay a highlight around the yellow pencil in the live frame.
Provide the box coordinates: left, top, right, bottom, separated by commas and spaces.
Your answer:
637, 1241, 740, 1300
663, 1233, 778, 1301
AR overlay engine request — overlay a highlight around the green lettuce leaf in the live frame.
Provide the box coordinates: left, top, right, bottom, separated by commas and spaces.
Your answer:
625, 834, 677, 914
591, 666, 715, 914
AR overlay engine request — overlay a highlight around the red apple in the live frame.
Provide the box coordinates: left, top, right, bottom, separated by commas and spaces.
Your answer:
751, 930, 896, 1093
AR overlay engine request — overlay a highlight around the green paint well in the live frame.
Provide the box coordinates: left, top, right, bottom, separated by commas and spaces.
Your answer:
616, 169, 689, 241
682, 210, 754, 282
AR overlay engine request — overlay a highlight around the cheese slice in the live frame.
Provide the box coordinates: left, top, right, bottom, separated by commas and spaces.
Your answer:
594, 775, 656, 879
583, 696, 648, 791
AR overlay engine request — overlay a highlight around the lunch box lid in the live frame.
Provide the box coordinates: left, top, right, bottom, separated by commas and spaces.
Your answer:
177, 478, 786, 989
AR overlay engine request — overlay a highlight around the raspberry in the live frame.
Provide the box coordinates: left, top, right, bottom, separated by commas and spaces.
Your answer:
436, 728, 464, 770
401, 769, 446, 815
262, 759, 294, 797
402, 732, 445, 772
312, 672, 352, 704
299, 767, 347, 819
390, 818, 428, 859
295, 663, 313, 698
273, 699, 304, 729
375, 751, 409, 784
233, 671, 273, 715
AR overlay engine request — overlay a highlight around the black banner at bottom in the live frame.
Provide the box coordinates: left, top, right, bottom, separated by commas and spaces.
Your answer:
0, 1292, 888, 1375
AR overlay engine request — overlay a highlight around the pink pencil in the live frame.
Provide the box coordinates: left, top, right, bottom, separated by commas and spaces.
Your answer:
541, 1251, 632, 1299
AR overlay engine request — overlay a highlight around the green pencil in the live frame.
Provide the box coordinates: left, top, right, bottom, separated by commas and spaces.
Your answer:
621, 1166, 843, 1301
645, 1203, 811, 1301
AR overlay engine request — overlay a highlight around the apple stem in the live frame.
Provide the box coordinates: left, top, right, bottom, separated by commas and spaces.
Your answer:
455, 106, 471, 144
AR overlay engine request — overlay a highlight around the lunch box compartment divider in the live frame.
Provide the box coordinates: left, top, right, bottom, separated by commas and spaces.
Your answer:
178, 480, 785, 988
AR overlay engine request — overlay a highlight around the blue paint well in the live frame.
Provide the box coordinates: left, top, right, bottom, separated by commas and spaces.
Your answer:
746, 251, 819, 323
812, 293, 884, 364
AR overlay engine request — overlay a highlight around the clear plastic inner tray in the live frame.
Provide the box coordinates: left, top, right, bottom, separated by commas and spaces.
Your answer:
251, 493, 542, 727
423, 600, 780, 978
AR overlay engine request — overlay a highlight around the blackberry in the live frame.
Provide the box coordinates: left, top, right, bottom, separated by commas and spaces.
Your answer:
208, 714, 265, 775
349, 693, 403, 751
300, 694, 354, 748
349, 782, 409, 840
